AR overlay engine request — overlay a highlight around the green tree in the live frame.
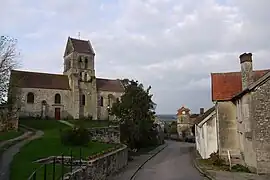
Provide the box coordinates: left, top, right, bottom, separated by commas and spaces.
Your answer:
110, 79, 157, 149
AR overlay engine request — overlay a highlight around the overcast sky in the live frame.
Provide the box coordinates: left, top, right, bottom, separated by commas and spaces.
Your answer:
1, 0, 270, 114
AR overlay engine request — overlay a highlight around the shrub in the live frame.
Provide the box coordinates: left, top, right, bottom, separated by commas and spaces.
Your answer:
208, 152, 225, 166
231, 164, 251, 173
60, 127, 90, 146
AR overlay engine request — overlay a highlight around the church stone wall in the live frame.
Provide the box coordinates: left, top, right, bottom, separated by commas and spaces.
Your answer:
18, 88, 72, 119
97, 91, 123, 120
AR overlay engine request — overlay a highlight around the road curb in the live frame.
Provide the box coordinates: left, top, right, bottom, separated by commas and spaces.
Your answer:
190, 148, 216, 180
130, 143, 168, 180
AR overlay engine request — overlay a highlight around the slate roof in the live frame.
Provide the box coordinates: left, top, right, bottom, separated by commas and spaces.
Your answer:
10, 70, 70, 90
232, 71, 270, 100
10, 70, 125, 92
211, 70, 269, 101
194, 106, 215, 125
69, 37, 95, 55
96, 78, 125, 92
190, 114, 200, 118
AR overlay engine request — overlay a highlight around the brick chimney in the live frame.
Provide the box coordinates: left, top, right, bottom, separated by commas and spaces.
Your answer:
239, 53, 253, 90
200, 108, 204, 115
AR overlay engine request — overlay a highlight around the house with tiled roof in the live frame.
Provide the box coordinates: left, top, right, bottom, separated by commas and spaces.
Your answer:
9, 37, 124, 120
209, 52, 270, 174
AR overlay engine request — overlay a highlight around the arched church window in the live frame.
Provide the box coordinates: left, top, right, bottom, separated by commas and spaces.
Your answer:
55, 93, 61, 104
82, 94, 86, 106
100, 96, 104, 107
27, 92, 34, 104
85, 58, 88, 69
79, 56, 83, 62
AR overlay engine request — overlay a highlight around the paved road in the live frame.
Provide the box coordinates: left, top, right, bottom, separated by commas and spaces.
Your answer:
133, 141, 204, 180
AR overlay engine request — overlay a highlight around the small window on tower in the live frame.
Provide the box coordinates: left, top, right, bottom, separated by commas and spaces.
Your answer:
84, 73, 87, 81
79, 72, 82, 80
85, 58, 88, 69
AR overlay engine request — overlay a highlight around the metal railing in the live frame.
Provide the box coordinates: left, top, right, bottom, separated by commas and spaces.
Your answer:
28, 149, 83, 180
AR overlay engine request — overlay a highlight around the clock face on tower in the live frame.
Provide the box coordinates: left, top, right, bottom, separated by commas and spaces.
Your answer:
182, 111, 186, 115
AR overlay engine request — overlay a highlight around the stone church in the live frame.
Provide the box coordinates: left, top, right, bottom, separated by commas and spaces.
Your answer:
9, 37, 125, 120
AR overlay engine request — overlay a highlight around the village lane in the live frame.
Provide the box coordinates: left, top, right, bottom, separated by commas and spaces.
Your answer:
133, 141, 204, 180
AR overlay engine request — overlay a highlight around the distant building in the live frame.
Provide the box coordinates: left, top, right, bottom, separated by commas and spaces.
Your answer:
176, 106, 200, 138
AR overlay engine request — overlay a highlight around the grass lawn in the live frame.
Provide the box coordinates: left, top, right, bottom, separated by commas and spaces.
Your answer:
10, 119, 117, 180
0, 130, 24, 142
67, 119, 118, 128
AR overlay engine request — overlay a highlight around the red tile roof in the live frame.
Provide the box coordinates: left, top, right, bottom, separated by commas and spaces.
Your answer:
177, 106, 190, 116
96, 78, 124, 92
211, 70, 269, 101
10, 70, 70, 90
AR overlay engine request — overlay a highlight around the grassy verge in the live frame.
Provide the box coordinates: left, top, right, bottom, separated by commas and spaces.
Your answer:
197, 159, 230, 171
10, 119, 117, 180
0, 130, 24, 142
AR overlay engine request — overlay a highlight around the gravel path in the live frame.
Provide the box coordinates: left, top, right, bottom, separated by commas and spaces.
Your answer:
0, 130, 44, 180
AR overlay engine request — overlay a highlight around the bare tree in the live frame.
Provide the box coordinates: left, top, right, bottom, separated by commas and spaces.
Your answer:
0, 36, 19, 131
0, 36, 18, 104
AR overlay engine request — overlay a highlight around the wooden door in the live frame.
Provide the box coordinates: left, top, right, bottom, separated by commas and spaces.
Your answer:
55, 108, 61, 120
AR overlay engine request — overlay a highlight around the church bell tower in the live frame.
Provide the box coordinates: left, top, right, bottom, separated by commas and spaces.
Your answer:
63, 37, 97, 119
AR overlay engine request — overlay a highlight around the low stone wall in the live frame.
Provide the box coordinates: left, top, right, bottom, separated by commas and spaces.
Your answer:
0, 106, 18, 131
88, 126, 120, 144
64, 145, 128, 180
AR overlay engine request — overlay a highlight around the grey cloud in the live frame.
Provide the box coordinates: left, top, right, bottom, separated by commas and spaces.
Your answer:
1, 0, 270, 114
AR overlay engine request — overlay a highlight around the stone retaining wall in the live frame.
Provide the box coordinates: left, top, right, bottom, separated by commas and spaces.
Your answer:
64, 145, 128, 180
88, 126, 120, 144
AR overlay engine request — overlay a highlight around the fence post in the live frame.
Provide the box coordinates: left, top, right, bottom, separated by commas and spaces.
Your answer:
79, 148, 82, 167
61, 154, 64, 180
70, 150, 73, 173
52, 157, 56, 180
44, 164, 47, 180
32, 171, 36, 180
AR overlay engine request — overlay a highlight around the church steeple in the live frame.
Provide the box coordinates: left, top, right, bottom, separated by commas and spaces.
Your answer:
64, 37, 95, 57
62, 36, 98, 120
63, 37, 96, 80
